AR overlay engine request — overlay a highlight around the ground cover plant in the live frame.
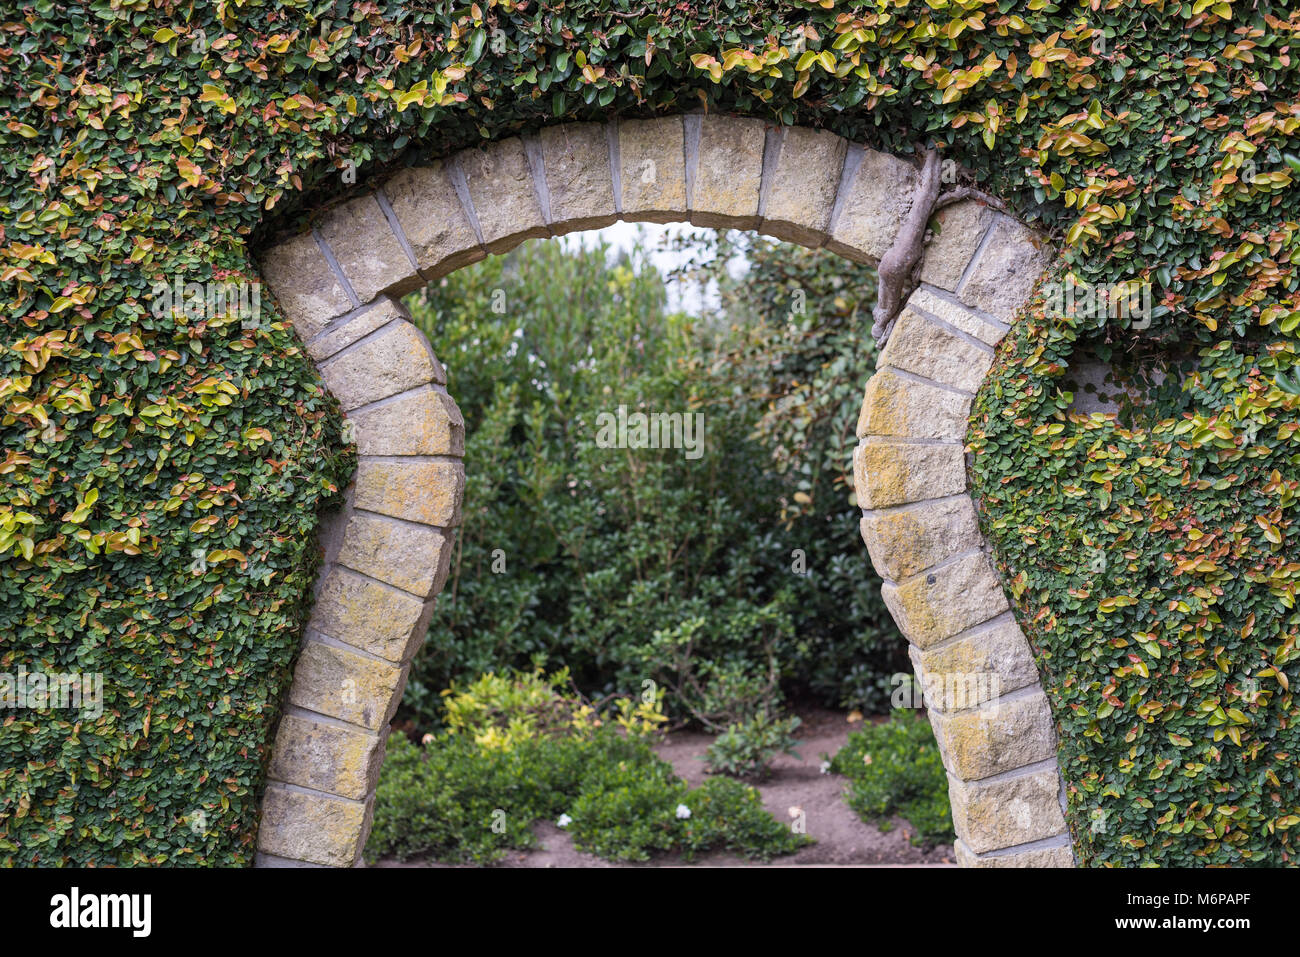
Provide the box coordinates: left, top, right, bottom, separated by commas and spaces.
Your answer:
827, 713, 955, 848
367, 669, 810, 863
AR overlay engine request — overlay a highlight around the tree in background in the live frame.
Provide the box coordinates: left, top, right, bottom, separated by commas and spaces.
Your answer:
668, 231, 905, 710
400, 233, 905, 771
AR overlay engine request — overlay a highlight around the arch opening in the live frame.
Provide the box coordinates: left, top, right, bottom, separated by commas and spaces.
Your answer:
255, 114, 1064, 868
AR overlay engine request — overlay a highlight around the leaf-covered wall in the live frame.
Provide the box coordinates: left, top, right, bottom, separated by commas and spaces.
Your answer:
2, 0, 1297, 865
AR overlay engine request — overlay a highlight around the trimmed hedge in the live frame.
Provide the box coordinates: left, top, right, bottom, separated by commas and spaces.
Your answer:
2, 0, 1297, 864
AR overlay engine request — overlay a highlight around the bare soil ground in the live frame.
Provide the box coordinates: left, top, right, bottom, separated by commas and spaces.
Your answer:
376, 709, 956, 868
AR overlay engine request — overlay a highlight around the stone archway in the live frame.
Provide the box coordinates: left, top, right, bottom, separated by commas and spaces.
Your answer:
254, 114, 1069, 868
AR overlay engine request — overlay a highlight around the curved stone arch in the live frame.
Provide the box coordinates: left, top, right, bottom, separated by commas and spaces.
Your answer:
254, 114, 1070, 868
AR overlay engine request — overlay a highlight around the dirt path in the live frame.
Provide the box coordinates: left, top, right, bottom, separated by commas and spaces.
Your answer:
377, 709, 955, 868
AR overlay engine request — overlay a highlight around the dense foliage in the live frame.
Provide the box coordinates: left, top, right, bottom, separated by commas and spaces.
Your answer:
828, 714, 955, 847
367, 670, 809, 863
401, 236, 904, 748
4, 0, 1297, 864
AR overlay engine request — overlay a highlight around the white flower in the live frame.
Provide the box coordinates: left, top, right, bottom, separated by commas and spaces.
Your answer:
675, 804, 692, 820
819, 760, 831, 775
556, 814, 572, 829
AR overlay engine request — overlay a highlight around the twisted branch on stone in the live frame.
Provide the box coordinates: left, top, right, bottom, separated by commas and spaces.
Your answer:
870, 150, 1008, 348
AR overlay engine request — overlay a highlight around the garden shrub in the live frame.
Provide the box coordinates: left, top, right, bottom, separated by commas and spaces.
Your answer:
704, 709, 804, 780
828, 714, 955, 848
400, 236, 905, 744
6, 0, 1298, 865
367, 671, 808, 864
666, 232, 911, 712
439, 667, 667, 749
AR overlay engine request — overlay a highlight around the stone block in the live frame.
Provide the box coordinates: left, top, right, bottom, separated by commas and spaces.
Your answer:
947, 766, 1068, 854
690, 114, 766, 229
347, 386, 464, 457
257, 783, 369, 867
456, 137, 548, 253
317, 194, 414, 304
909, 615, 1041, 710
761, 126, 846, 247
955, 838, 1074, 868
919, 198, 995, 292
853, 439, 967, 510
318, 321, 445, 411
619, 117, 687, 223
907, 285, 1010, 347
310, 566, 433, 662
958, 215, 1052, 323
928, 690, 1058, 780
306, 298, 404, 363
878, 307, 994, 394
539, 123, 616, 233
287, 639, 408, 731
353, 458, 465, 528
827, 148, 919, 264
383, 163, 484, 279
858, 495, 981, 582
857, 368, 974, 441
880, 550, 1010, 649
259, 232, 353, 340
336, 510, 455, 598
268, 713, 387, 801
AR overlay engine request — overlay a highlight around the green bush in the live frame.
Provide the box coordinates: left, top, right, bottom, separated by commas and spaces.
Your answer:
705, 710, 803, 779
570, 766, 806, 863
401, 236, 905, 739
667, 232, 910, 713
828, 714, 955, 848
367, 677, 809, 864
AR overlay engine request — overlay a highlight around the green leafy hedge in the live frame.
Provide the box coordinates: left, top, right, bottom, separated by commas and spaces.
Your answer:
3, 0, 1297, 864
401, 235, 904, 730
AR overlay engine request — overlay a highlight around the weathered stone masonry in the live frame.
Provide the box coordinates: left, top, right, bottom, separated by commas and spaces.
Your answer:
257, 114, 1069, 868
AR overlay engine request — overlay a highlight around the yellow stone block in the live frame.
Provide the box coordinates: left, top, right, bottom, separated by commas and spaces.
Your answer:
353, 457, 465, 529
853, 439, 966, 510
619, 117, 687, 223
349, 386, 464, 457
928, 690, 1057, 780
857, 368, 973, 441
540, 123, 617, 233
690, 114, 765, 229
858, 495, 980, 582
257, 783, 369, 867
880, 550, 1009, 648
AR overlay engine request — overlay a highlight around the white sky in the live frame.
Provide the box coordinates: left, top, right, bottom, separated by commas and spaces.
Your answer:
556, 220, 748, 313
